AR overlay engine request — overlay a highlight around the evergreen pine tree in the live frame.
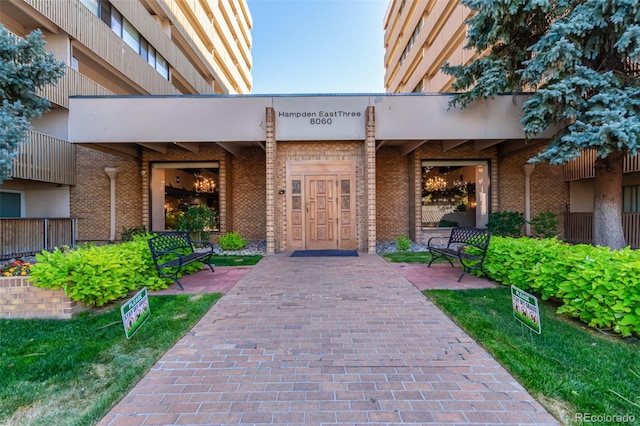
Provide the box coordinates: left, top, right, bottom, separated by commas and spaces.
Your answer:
444, 0, 640, 249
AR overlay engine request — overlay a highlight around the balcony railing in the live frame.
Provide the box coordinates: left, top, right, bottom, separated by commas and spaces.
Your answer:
564, 150, 640, 180
11, 131, 76, 185
564, 212, 640, 249
38, 65, 115, 108
26, 0, 182, 95
0, 218, 77, 260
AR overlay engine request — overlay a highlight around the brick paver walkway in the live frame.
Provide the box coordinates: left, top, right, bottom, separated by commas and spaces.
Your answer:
99, 253, 558, 425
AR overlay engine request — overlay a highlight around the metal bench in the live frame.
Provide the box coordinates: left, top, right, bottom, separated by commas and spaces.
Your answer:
148, 231, 215, 290
427, 227, 491, 282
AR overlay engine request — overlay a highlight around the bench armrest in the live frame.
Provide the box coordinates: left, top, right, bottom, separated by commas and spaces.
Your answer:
427, 236, 448, 248
191, 240, 214, 252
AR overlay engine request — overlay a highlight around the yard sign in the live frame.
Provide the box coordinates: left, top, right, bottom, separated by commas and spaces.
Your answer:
511, 285, 541, 334
121, 287, 151, 339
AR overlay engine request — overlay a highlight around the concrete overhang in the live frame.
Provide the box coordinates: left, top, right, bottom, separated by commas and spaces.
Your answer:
68, 93, 555, 157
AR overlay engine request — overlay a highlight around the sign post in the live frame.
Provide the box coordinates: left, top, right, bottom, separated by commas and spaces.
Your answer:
121, 287, 151, 339
511, 285, 541, 334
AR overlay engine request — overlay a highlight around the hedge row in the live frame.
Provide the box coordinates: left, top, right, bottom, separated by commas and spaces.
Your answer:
482, 237, 640, 337
29, 235, 202, 307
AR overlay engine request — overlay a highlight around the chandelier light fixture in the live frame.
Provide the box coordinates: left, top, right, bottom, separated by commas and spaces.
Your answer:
193, 171, 217, 193
424, 175, 447, 192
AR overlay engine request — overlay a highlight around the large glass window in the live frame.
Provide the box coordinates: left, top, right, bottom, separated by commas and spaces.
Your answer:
150, 163, 220, 232
421, 160, 490, 229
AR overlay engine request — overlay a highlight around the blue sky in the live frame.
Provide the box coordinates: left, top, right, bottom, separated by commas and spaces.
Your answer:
247, 0, 389, 94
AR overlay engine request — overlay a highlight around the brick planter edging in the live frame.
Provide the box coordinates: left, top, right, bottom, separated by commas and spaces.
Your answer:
0, 276, 88, 319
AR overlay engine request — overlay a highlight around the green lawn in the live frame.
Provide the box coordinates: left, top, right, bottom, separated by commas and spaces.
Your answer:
0, 293, 220, 426
208, 254, 263, 266
380, 251, 434, 263
426, 288, 640, 425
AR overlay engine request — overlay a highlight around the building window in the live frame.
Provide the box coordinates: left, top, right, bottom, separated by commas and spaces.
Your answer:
400, 16, 424, 65
0, 191, 23, 218
156, 53, 169, 80
84, 0, 170, 80
150, 163, 220, 232
99, 0, 111, 25
80, 0, 99, 15
623, 185, 640, 212
421, 160, 490, 229
110, 8, 123, 38
123, 19, 141, 53
148, 44, 156, 68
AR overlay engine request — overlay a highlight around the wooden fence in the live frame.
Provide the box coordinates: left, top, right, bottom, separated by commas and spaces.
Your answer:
564, 212, 640, 248
0, 218, 77, 259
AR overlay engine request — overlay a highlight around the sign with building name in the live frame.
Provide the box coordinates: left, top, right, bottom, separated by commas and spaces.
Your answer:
273, 97, 368, 140
511, 285, 541, 334
121, 287, 151, 339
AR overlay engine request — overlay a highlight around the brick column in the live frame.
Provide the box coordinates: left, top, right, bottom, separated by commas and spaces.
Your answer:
365, 106, 376, 253
265, 107, 277, 254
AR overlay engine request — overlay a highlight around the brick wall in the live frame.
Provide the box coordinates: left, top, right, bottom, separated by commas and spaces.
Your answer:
71, 146, 142, 242
0, 277, 87, 319
498, 146, 569, 236
230, 147, 266, 240
376, 146, 410, 241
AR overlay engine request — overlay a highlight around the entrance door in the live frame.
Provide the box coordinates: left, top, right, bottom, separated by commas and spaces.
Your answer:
306, 175, 337, 250
287, 161, 356, 251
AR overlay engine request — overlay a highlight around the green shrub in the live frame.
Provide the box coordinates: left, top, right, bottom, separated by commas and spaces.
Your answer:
177, 205, 218, 241
120, 225, 147, 242
486, 211, 526, 237
483, 237, 640, 337
29, 235, 201, 307
530, 209, 559, 238
218, 232, 246, 251
395, 235, 411, 252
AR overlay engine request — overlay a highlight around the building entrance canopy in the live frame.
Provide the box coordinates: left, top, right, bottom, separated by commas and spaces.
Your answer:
69, 94, 554, 148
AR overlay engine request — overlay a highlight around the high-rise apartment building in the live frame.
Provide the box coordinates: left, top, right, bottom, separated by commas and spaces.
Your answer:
0, 0, 252, 256
384, 0, 471, 93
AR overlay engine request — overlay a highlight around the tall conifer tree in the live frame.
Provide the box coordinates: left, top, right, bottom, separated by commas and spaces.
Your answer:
444, 0, 640, 249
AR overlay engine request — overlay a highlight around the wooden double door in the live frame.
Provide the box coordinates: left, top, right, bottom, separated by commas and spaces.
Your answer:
287, 161, 356, 251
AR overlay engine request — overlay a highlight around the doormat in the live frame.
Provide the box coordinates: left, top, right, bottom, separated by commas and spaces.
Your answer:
290, 250, 358, 257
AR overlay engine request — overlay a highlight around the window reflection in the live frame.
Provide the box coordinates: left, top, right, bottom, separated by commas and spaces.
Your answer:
421, 164, 478, 228
163, 168, 219, 231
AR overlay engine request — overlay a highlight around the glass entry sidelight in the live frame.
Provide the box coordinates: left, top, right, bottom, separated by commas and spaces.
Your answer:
287, 161, 356, 251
